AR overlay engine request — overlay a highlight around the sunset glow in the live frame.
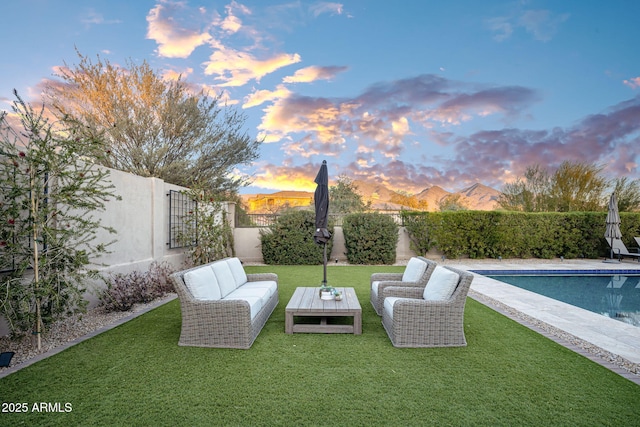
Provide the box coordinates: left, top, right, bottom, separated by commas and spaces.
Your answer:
2, 1, 640, 196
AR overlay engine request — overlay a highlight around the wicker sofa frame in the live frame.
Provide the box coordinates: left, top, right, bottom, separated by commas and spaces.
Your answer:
381, 265, 473, 348
370, 256, 437, 316
170, 261, 279, 349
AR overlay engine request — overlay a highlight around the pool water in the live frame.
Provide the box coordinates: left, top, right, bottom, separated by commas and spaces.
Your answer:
485, 274, 640, 327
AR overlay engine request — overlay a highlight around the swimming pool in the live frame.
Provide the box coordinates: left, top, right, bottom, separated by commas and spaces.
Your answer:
483, 273, 640, 327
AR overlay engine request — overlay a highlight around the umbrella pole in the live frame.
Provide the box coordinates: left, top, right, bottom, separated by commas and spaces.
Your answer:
323, 243, 328, 286
611, 237, 616, 261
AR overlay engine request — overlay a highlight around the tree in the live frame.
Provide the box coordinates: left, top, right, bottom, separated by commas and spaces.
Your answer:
329, 175, 370, 214
499, 162, 609, 212
390, 191, 429, 210
498, 164, 551, 212
438, 194, 468, 211
548, 161, 608, 212
612, 177, 640, 212
0, 92, 118, 347
46, 51, 260, 194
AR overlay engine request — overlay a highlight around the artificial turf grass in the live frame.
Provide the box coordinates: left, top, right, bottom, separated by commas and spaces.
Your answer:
1, 265, 639, 426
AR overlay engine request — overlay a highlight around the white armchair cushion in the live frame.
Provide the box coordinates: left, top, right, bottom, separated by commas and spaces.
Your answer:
384, 297, 402, 317
423, 266, 460, 301
211, 261, 237, 297
183, 267, 222, 300
227, 257, 248, 288
371, 281, 381, 298
402, 257, 427, 283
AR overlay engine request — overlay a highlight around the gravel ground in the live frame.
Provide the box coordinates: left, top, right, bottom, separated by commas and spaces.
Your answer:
0, 294, 176, 375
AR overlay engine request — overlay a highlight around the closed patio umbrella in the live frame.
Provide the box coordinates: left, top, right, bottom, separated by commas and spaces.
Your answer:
604, 192, 622, 261
313, 160, 331, 286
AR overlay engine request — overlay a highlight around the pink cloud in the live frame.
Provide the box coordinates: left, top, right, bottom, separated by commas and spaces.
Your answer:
257, 74, 538, 161
283, 65, 348, 84
204, 47, 301, 87
146, 2, 212, 58
624, 77, 640, 89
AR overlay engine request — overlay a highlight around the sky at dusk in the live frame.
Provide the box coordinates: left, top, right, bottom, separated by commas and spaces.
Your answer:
2, 0, 640, 194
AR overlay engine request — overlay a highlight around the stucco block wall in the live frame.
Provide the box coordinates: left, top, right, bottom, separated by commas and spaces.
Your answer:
0, 167, 188, 337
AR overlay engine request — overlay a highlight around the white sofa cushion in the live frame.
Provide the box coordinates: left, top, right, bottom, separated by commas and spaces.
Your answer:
227, 257, 248, 288
211, 261, 237, 297
402, 257, 427, 283
423, 266, 460, 301
183, 266, 222, 300
225, 293, 263, 320
242, 281, 278, 304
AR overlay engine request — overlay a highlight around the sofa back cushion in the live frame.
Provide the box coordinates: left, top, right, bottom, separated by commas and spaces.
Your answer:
227, 257, 248, 288
402, 257, 428, 283
183, 266, 222, 300
211, 261, 237, 297
423, 266, 460, 301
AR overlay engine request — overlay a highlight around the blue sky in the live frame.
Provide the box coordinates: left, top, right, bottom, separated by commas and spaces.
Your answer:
2, 0, 639, 194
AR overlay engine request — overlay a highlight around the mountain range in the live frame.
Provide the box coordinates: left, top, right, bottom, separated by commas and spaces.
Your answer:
242, 181, 501, 212
351, 180, 500, 211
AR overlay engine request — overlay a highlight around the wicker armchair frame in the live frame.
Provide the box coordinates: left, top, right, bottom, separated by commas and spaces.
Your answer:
171, 261, 278, 349
369, 256, 437, 315
381, 265, 473, 348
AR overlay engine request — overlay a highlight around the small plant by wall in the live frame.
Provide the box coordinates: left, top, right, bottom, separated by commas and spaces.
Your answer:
342, 213, 399, 264
260, 210, 334, 265
99, 262, 174, 312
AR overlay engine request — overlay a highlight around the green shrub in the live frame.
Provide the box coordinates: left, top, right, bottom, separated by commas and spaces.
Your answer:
343, 213, 398, 264
402, 210, 640, 259
260, 210, 334, 265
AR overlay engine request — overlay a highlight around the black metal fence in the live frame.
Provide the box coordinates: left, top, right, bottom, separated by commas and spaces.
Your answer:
235, 212, 404, 228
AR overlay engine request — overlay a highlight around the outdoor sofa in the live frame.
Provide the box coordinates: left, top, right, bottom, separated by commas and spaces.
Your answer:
370, 256, 437, 315
171, 257, 278, 349
381, 265, 473, 348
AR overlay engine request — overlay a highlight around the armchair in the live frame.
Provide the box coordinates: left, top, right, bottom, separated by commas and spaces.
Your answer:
381, 265, 473, 348
370, 256, 436, 315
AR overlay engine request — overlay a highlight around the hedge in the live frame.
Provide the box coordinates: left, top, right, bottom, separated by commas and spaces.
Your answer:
260, 210, 334, 265
401, 210, 640, 259
342, 213, 399, 264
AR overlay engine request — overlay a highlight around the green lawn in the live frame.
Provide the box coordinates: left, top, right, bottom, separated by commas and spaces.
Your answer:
1, 265, 639, 426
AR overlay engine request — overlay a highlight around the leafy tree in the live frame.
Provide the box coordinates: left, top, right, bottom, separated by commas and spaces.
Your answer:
46, 51, 260, 194
0, 92, 118, 347
548, 161, 607, 212
438, 194, 468, 211
390, 191, 429, 210
612, 177, 640, 212
498, 164, 551, 212
329, 175, 370, 214
499, 162, 609, 212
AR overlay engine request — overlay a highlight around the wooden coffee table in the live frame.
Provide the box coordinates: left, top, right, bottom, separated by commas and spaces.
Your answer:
285, 287, 362, 334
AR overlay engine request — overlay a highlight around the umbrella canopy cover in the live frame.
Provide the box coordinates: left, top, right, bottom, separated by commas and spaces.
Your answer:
604, 193, 622, 241
313, 160, 331, 245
